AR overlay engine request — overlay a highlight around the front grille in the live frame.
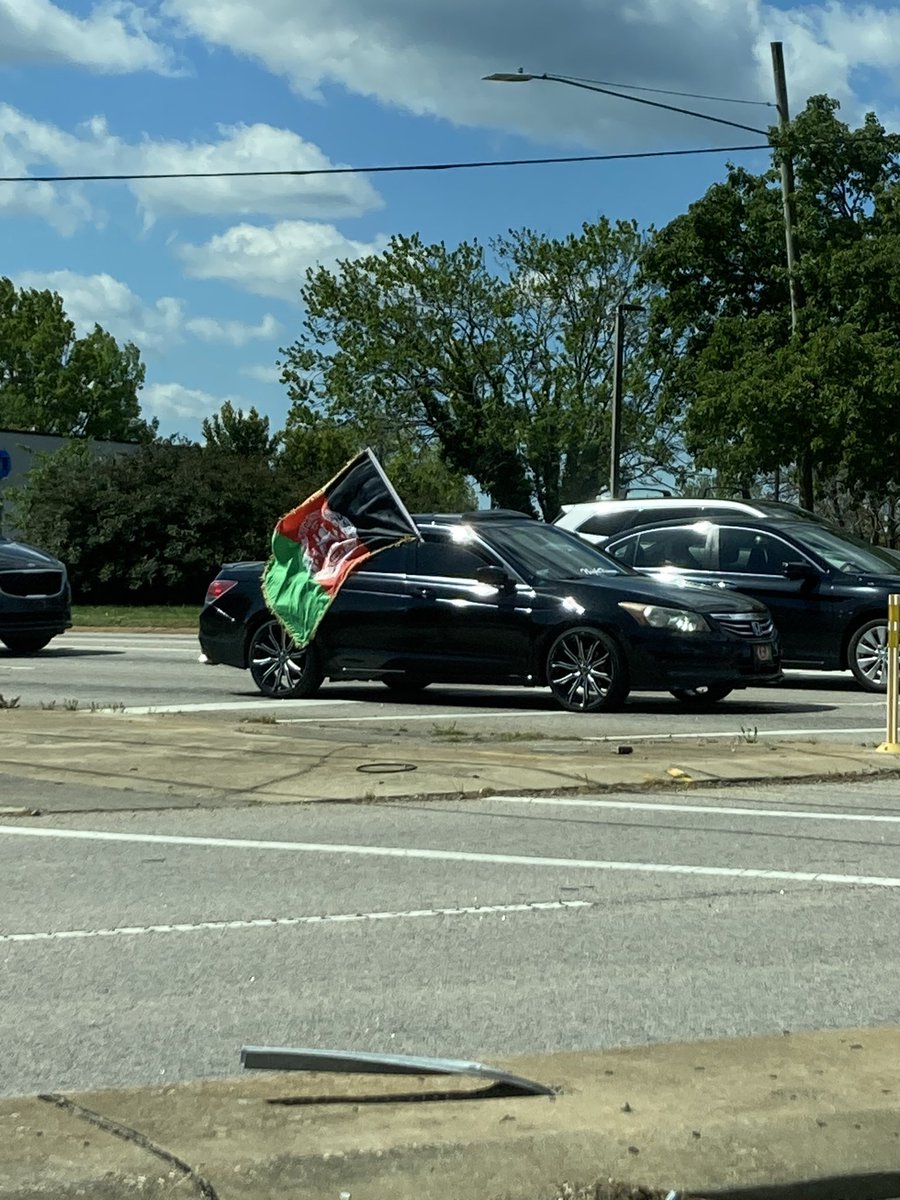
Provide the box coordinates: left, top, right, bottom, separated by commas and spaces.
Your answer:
0, 570, 65, 598
711, 612, 774, 639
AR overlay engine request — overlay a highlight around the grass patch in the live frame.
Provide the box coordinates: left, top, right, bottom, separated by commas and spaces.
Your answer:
71, 605, 198, 630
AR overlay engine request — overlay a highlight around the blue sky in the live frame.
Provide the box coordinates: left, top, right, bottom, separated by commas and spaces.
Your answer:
3, 0, 900, 441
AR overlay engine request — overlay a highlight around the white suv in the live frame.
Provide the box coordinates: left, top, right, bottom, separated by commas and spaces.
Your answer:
554, 497, 822, 546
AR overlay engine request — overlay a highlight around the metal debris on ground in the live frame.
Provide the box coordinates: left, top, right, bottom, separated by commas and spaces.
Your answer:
240, 1046, 556, 1096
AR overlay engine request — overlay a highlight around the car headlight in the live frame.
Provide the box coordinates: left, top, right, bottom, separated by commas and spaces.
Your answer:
619, 601, 710, 634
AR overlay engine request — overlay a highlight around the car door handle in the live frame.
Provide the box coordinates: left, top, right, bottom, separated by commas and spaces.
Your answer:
413, 586, 434, 600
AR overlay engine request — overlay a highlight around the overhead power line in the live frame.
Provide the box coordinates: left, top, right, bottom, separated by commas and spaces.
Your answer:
0, 143, 770, 185
556, 73, 776, 108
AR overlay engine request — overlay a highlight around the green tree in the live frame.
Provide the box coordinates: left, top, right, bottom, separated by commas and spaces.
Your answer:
0, 278, 154, 442
644, 95, 900, 513
202, 400, 280, 460
280, 221, 673, 519
9, 439, 291, 604
278, 401, 476, 513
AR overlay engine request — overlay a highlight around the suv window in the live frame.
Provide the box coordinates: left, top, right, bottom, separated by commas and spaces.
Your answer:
717, 528, 791, 575
578, 512, 640, 537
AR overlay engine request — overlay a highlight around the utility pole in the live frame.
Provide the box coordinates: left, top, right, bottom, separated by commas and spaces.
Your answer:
771, 41, 805, 505
609, 303, 644, 500
771, 42, 800, 335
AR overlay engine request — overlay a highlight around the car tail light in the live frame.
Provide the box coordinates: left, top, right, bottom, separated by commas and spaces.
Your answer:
204, 578, 238, 605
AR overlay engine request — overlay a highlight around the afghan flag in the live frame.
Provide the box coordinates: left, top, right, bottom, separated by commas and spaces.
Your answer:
262, 448, 420, 647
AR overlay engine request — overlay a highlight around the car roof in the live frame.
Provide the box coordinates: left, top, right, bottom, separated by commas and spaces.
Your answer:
559, 497, 818, 519
604, 515, 810, 540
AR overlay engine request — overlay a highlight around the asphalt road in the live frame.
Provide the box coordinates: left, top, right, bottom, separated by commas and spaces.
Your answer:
0, 630, 889, 743
2, 777, 900, 1097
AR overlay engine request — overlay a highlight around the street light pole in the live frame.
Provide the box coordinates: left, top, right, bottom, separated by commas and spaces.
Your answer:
609, 303, 645, 500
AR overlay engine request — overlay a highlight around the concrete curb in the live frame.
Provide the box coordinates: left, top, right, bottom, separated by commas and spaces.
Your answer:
1, 708, 900, 813
2, 1028, 898, 1199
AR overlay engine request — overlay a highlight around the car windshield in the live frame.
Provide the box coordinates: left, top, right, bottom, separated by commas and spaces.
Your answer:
483, 521, 631, 583
791, 524, 900, 575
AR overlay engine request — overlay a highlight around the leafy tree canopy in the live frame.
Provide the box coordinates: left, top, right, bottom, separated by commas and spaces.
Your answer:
0, 278, 155, 443
645, 95, 900, 512
202, 400, 280, 460
280, 220, 675, 519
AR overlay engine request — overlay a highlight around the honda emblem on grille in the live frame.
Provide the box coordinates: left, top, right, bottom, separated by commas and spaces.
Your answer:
753, 621, 764, 636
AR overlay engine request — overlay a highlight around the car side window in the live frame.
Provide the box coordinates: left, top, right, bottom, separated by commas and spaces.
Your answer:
716, 528, 787, 575
633, 527, 710, 570
413, 536, 496, 579
607, 537, 637, 566
353, 543, 412, 575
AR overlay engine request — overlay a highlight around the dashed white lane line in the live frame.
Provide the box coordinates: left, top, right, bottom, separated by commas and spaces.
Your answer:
585, 726, 883, 741
123, 698, 358, 714
0, 899, 590, 944
1, 824, 899, 889
487, 795, 900, 824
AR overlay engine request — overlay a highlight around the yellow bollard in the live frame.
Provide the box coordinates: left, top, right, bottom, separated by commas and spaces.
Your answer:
877, 593, 900, 753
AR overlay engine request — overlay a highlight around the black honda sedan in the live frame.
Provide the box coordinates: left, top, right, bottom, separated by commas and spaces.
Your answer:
199, 512, 781, 712
603, 515, 900, 691
0, 535, 71, 653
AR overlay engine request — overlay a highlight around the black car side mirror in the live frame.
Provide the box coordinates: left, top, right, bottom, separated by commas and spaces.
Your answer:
782, 560, 818, 582
475, 565, 515, 594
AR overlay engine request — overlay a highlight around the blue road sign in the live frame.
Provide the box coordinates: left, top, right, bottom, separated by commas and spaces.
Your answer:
0, 449, 11, 481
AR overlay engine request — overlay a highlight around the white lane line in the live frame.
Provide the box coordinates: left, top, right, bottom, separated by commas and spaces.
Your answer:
1, 824, 898, 889
275, 709, 544, 724
59, 647, 194, 655
486, 795, 900, 825
278, 713, 882, 735
0, 898, 591, 945
586, 726, 883, 742
122, 698, 359, 714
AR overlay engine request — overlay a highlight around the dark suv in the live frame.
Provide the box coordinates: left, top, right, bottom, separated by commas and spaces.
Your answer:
199, 512, 781, 712
0, 535, 71, 653
603, 515, 900, 691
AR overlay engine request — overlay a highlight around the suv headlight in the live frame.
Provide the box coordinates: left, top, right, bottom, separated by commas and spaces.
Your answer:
619, 601, 710, 635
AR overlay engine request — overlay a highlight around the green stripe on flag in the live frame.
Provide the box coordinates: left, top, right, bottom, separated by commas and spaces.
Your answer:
262, 531, 333, 648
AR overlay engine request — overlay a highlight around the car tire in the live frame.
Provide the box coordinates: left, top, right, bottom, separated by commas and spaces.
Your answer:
382, 675, 431, 694
248, 619, 324, 699
670, 684, 733, 705
546, 626, 629, 713
848, 619, 889, 692
0, 633, 53, 654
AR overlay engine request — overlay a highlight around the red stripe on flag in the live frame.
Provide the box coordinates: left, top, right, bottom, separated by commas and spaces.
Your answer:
277, 494, 368, 596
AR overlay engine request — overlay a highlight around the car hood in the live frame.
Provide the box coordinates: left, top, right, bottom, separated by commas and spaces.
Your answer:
551, 572, 769, 616
0, 538, 64, 571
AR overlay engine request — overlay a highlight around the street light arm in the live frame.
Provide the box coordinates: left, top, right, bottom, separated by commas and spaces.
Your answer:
489, 71, 769, 137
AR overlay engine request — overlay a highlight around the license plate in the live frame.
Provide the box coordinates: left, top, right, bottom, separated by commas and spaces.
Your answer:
754, 643, 773, 663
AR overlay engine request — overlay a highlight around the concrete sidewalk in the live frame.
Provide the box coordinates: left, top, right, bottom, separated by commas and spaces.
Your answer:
2, 1027, 898, 1199
1, 708, 899, 812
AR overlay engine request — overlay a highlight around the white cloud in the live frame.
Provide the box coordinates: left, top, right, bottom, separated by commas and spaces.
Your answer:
240, 363, 282, 384
16, 270, 282, 352
0, 0, 173, 73
142, 382, 236, 422
0, 106, 382, 232
164, 0, 900, 146
185, 312, 282, 346
177, 220, 388, 300
16, 270, 184, 351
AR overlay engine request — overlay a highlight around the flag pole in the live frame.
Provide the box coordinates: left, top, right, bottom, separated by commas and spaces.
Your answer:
364, 447, 422, 539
